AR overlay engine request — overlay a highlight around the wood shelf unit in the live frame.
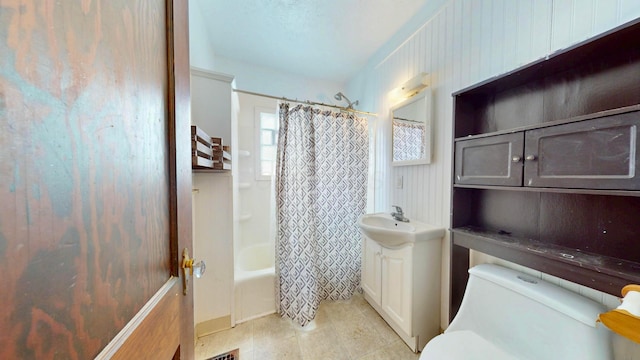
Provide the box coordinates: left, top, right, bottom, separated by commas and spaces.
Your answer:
449, 18, 640, 321
191, 125, 231, 171
452, 226, 640, 294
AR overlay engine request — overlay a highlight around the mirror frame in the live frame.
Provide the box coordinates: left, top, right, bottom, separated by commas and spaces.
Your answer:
391, 88, 432, 166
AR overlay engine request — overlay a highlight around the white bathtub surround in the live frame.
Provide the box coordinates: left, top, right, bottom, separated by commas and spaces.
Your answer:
233, 93, 279, 325
234, 243, 276, 323
275, 103, 369, 326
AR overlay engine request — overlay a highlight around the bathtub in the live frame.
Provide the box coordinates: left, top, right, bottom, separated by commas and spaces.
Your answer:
234, 243, 276, 323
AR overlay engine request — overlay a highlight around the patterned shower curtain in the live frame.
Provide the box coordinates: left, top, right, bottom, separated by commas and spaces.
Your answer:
275, 103, 369, 326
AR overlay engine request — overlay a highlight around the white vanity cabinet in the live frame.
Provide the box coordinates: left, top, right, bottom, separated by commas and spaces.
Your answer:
362, 237, 383, 303
361, 235, 441, 352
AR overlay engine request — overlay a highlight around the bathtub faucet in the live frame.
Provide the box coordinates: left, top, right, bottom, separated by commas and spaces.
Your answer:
391, 205, 410, 222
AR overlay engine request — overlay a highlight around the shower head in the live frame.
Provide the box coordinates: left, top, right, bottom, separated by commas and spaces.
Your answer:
333, 92, 359, 109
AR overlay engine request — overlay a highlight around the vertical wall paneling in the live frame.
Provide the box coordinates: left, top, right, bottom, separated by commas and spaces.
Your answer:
515, 1, 533, 66
469, 0, 482, 82
479, 0, 493, 79
503, 1, 520, 74
572, 0, 596, 41
594, 0, 619, 33
440, 2, 456, 321
620, 0, 640, 22
532, 1, 553, 62
489, 0, 504, 77
460, 1, 472, 86
551, 0, 574, 50
438, 10, 450, 227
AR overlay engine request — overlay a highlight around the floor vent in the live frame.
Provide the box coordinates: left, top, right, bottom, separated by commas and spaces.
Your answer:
206, 348, 239, 360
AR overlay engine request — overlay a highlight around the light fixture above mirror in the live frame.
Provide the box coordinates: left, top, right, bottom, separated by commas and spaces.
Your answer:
390, 72, 429, 101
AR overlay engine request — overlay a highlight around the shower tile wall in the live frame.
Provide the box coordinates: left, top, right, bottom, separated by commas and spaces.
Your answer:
346, 0, 640, 356
236, 93, 278, 251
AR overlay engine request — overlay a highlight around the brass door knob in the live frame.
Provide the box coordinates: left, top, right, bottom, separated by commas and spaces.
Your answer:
181, 248, 206, 295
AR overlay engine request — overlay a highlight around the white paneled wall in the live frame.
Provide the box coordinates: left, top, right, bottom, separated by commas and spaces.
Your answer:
367, 0, 640, 223
349, 0, 640, 355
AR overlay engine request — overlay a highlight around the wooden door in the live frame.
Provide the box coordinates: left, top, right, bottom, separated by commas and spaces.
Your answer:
454, 132, 524, 186
524, 111, 640, 190
0, 1, 194, 359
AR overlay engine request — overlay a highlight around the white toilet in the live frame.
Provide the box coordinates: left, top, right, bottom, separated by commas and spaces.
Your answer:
420, 264, 612, 360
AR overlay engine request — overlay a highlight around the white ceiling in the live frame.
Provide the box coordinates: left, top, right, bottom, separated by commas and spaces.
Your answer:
196, 0, 435, 83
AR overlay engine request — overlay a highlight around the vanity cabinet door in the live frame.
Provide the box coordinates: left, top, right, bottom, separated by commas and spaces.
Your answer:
455, 132, 525, 186
524, 112, 640, 189
381, 245, 413, 335
362, 237, 382, 303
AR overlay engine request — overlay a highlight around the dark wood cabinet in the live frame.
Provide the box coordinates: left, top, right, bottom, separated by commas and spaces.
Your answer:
449, 18, 640, 321
524, 111, 640, 190
455, 133, 523, 186
455, 109, 640, 190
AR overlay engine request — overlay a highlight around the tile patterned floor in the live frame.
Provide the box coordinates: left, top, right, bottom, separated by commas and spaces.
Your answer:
195, 292, 421, 360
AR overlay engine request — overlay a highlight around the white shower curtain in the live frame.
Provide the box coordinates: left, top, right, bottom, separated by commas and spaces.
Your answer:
275, 103, 369, 326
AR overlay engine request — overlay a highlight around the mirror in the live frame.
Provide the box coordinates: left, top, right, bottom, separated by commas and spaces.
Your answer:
391, 89, 431, 166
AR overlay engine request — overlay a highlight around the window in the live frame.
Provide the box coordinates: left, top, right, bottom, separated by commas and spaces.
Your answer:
255, 108, 278, 180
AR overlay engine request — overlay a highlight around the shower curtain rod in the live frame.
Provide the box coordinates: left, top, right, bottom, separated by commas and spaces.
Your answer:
393, 116, 423, 123
233, 89, 377, 116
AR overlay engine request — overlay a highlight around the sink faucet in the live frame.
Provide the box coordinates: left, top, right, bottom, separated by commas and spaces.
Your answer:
391, 205, 410, 222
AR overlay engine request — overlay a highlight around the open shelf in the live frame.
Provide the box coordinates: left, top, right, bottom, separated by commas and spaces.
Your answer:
453, 184, 640, 198
191, 125, 231, 171
452, 226, 640, 295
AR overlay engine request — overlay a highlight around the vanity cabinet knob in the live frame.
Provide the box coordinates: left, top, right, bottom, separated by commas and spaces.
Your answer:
525, 155, 537, 161
511, 156, 521, 163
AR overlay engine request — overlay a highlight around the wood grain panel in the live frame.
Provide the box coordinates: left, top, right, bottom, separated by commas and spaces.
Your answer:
96, 279, 181, 360
168, 0, 195, 357
539, 193, 640, 262
0, 1, 171, 358
543, 57, 640, 121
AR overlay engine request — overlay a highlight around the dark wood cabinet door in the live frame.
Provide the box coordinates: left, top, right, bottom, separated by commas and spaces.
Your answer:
455, 133, 524, 186
524, 111, 640, 189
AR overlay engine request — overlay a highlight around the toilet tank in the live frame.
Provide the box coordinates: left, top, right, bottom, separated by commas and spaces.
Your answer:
448, 264, 612, 360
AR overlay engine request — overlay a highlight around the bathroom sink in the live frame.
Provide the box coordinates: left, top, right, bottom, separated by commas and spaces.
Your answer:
357, 213, 445, 247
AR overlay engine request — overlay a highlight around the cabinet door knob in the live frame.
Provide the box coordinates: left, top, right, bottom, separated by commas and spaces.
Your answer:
525, 154, 537, 161
511, 155, 522, 163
